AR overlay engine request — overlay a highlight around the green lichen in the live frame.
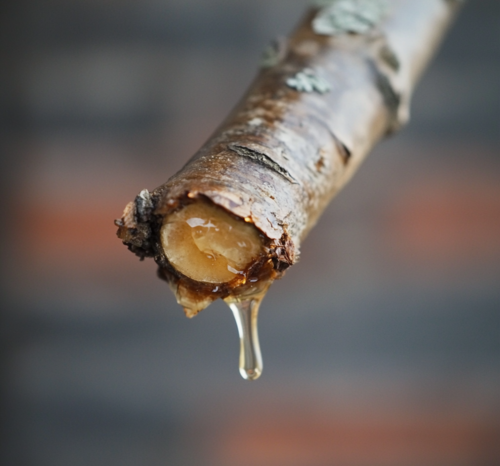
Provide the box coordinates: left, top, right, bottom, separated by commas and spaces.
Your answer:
286, 68, 331, 94
312, 0, 389, 36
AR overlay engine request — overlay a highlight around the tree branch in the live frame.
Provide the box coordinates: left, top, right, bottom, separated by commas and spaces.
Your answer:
116, 0, 463, 316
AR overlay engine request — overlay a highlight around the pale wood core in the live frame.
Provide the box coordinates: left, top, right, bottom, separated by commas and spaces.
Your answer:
161, 202, 263, 284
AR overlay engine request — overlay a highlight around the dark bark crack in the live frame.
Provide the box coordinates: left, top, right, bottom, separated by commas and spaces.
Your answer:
228, 143, 298, 184
368, 59, 401, 133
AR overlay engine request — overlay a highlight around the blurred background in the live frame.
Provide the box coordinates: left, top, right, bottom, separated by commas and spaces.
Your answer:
1, 0, 499, 465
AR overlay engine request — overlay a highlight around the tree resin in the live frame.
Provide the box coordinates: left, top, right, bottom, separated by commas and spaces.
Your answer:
159, 200, 269, 378
161, 202, 262, 284
227, 298, 263, 380
116, 1, 462, 381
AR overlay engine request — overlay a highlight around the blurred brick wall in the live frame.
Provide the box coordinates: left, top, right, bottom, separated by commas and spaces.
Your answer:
1, 1, 499, 465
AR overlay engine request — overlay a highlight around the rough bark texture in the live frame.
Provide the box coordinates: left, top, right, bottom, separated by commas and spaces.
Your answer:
116, 0, 462, 313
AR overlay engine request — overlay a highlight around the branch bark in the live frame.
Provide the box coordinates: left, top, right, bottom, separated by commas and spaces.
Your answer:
116, 0, 463, 316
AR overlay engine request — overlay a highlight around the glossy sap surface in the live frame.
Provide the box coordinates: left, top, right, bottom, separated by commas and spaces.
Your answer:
161, 202, 262, 283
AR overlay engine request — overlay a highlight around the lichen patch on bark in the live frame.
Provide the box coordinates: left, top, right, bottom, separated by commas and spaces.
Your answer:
312, 0, 389, 36
286, 68, 331, 94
